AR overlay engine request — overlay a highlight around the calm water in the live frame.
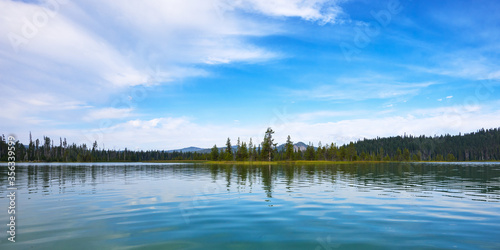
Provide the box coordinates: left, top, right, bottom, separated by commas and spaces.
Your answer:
1, 162, 500, 249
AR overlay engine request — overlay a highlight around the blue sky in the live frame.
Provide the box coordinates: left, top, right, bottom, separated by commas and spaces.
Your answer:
1, 0, 500, 150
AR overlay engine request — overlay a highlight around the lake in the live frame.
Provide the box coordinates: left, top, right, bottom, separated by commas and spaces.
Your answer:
1, 162, 500, 249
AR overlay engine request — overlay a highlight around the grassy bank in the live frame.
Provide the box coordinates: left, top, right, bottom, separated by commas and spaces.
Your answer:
145, 160, 209, 164
4, 160, 498, 164
0, 160, 397, 164
198, 160, 399, 165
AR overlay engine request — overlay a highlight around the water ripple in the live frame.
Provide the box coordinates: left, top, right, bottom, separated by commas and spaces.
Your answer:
1, 162, 500, 249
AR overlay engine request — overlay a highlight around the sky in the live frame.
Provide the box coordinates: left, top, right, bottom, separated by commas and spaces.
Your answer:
1, 0, 500, 150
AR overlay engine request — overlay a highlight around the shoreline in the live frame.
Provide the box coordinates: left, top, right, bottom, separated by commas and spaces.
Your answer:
3, 160, 500, 165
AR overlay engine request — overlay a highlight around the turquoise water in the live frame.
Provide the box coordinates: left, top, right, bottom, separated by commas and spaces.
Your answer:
1, 162, 500, 249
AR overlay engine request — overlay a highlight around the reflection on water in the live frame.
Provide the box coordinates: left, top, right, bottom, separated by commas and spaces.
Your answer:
1, 162, 500, 249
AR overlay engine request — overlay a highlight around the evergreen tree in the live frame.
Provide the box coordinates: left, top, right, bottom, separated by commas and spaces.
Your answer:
347, 142, 357, 161
305, 143, 316, 160
285, 135, 294, 160
435, 154, 444, 161
261, 128, 277, 161
403, 148, 410, 161
328, 143, 338, 161
412, 154, 419, 161
379, 147, 384, 161
252, 144, 257, 161
210, 144, 219, 161
225, 138, 233, 161
395, 148, 403, 161
338, 146, 347, 161
315, 142, 323, 160
237, 142, 249, 161
28, 132, 34, 161
249, 138, 254, 161
446, 153, 456, 161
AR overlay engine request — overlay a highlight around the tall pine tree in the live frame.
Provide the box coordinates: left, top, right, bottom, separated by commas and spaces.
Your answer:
285, 135, 294, 160
225, 138, 233, 161
261, 128, 277, 161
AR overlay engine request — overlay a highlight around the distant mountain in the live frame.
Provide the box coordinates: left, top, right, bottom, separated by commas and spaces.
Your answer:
166, 146, 204, 153
277, 142, 308, 152
168, 142, 309, 153
294, 142, 308, 152
168, 145, 238, 153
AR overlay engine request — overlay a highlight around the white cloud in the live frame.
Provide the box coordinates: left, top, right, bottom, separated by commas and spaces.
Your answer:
293, 110, 365, 121
199, 39, 278, 64
0, 84, 91, 124
32, 103, 493, 150
409, 52, 500, 81
437, 96, 453, 102
288, 74, 438, 101
83, 108, 134, 122
76, 117, 264, 150
272, 107, 500, 146
0, 0, 152, 87
2, 0, 323, 137
228, 0, 345, 25
411, 105, 481, 117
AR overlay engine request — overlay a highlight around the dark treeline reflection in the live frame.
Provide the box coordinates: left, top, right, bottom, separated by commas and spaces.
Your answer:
1, 163, 499, 201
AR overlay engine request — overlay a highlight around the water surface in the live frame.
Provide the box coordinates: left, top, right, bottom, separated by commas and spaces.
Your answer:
1, 162, 500, 249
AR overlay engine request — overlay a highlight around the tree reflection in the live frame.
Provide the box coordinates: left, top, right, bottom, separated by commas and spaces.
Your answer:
1, 163, 499, 201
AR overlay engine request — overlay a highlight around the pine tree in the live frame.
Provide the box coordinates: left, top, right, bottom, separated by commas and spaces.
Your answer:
379, 147, 384, 161
446, 153, 456, 161
403, 148, 410, 161
211, 144, 219, 161
249, 138, 254, 161
395, 148, 403, 161
237, 142, 248, 161
305, 143, 315, 160
28, 132, 34, 161
328, 143, 337, 161
225, 138, 233, 161
347, 142, 356, 161
285, 135, 294, 160
338, 146, 347, 161
261, 128, 277, 161
252, 144, 257, 161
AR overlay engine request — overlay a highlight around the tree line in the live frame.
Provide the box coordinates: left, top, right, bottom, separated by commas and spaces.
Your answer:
1, 127, 499, 162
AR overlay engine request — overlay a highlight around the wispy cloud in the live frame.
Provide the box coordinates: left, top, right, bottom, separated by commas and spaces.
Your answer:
79, 117, 264, 150
288, 74, 437, 101
408, 52, 500, 82
272, 105, 500, 146
2, 0, 340, 136
411, 105, 481, 118
83, 108, 134, 122
292, 110, 366, 122
65, 103, 499, 149
227, 0, 346, 25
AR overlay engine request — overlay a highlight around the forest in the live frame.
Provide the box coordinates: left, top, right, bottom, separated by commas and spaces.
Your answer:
1, 127, 499, 162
